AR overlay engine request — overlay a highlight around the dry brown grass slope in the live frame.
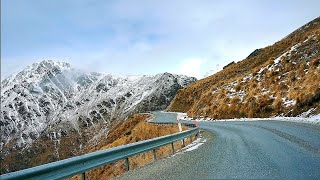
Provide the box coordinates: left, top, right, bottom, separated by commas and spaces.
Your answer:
2, 113, 192, 179
69, 114, 191, 180
167, 17, 320, 119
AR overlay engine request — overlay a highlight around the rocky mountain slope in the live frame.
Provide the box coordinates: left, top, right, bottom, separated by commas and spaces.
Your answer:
167, 17, 320, 119
0, 60, 196, 173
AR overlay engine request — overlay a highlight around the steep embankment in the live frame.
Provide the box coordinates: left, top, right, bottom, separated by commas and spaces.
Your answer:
167, 17, 320, 118
70, 113, 188, 180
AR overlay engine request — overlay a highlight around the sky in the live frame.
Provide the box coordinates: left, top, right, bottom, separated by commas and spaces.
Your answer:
1, 0, 320, 79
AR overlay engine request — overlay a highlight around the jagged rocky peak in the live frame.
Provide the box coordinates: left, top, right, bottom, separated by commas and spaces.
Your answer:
28, 60, 71, 76
1, 60, 72, 89
32, 60, 72, 71
160, 72, 197, 86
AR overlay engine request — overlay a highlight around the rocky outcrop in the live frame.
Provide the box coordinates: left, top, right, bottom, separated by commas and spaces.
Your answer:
247, 49, 262, 59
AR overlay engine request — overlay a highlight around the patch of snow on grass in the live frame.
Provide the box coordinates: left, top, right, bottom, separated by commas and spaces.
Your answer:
282, 98, 296, 107
242, 74, 253, 82
299, 108, 316, 117
258, 67, 267, 74
257, 42, 303, 74
261, 88, 269, 95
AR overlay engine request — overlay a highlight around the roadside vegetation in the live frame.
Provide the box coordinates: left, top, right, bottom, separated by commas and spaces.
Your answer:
70, 113, 193, 180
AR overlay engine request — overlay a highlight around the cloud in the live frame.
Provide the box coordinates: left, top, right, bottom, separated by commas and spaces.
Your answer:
2, 0, 320, 79
176, 58, 204, 79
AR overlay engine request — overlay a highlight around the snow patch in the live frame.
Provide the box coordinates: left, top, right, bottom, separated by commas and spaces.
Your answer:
171, 136, 206, 157
185, 139, 207, 152
180, 110, 319, 124
202, 116, 320, 124
256, 42, 302, 74
177, 112, 188, 120
282, 98, 296, 107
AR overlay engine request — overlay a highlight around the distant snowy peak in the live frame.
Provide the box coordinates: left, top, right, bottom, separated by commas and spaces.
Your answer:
150, 72, 196, 87
18, 60, 72, 80
0, 60, 196, 159
1, 61, 195, 94
30, 60, 72, 71
1, 60, 72, 91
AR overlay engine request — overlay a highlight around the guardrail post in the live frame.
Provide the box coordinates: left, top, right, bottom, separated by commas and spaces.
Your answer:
196, 129, 200, 138
153, 149, 157, 160
171, 142, 175, 154
82, 172, 86, 180
125, 157, 130, 171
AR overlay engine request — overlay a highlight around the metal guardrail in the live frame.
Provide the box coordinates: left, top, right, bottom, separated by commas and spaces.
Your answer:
1, 127, 199, 180
148, 121, 197, 128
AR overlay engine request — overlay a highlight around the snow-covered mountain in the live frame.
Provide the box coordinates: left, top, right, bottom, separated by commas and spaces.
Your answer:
0, 60, 196, 173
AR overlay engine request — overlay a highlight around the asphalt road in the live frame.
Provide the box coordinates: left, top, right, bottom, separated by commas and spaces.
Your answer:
117, 112, 320, 179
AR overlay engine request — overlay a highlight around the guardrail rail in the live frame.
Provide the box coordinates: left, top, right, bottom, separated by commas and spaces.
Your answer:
1, 125, 199, 180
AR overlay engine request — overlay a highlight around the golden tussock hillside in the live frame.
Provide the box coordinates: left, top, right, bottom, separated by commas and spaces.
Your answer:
70, 113, 190, 180
167, 17, 320, 119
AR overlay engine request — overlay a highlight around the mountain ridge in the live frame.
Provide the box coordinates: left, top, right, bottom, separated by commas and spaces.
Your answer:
0, 60, 196, 173
167, 17, 320, 118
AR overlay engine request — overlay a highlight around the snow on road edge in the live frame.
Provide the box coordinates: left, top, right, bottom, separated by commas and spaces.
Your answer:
176, 112, 320, 124
197, 116, 319, 124
170, 136, 207, 158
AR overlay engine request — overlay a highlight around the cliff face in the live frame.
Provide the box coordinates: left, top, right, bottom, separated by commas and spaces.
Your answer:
167, 17, 320, 119
0, 60, 196, 173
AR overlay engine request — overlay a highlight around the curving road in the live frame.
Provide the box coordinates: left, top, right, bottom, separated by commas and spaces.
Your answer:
117, 112, 320, 179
